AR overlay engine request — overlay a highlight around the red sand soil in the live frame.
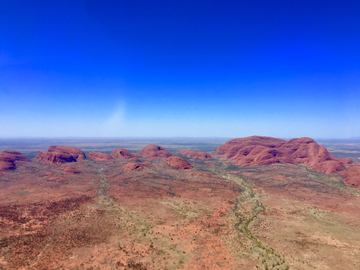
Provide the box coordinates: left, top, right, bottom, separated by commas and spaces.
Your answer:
87, 151, 113, 161
43, 174, 69, 182
166, 156, 193, 170
216, 136, 344, 174
191, 172, 212, 178
110, 148, 140, 161
139, 144, 172, 159
1, 139, 360, 269
180, 150, 213, 159
122, 163, 145, 172
61, 166, 84, 174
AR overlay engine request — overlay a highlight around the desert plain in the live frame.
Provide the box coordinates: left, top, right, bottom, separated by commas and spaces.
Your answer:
0, 136, 360, 270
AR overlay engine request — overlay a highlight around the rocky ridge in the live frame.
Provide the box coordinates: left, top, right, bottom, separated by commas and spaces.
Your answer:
216, 136, 343, 174
216, 136, 360, 188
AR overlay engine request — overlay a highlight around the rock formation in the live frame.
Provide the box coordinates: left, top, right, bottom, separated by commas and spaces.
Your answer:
166, 156, 193, 170
0, 150, 30, 162
216, 136, 344, 174
339, 158, 358, 167
0, 161, 16, 171
110, 148, 140, 160
0, 150, 29, 171
122, 163, 145, 172
48, 146, 86, 160
180, 150, 213, 159
339, 166, 360, 188
139, 144, 172, 159
35, 146, 86, 164
128, 157, 141, 162
87, 152, 112, 162
35, 151, 76, 164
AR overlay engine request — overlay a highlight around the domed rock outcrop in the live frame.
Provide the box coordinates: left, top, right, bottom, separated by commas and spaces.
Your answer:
139, 144, 172, 159
110, 148, 141, 162
216, 136, 286, 158
35, 145, 86, 164
166, 156, 193, 170
35, 151, 76, 164
339, 158, 358, 167
215, 136, 344, 174
48, 145, 86, 160
180, 150, 213, 159
87, 152, 112, 162
122, 163, 145, 172
339, 166, 360, 189
0, 150, 30, 162
0, 150, 30, 171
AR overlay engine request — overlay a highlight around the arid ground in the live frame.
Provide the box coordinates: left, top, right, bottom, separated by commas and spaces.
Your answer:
0, 137, 359, 270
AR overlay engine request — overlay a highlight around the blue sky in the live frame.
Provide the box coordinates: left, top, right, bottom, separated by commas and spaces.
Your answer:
1, 0, 359, 138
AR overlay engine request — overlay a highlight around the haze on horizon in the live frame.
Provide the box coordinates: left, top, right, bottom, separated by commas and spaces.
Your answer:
1, 0, 359, 139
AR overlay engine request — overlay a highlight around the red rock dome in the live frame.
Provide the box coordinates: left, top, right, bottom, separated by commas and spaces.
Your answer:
87, 152, 112, 161
0, 150, 29, 162
0, 150, 29, 171
111, 148, 141, 162
180, 150, 213, 159
48, 145, 86, 160
339, 166, 360, 189
122, 163, 145, 172
35, 151, 76, 164
215, 136, 344, 174
166, 156, 193, 170
128, 157, 141, 162
35, 145, 86, 164
139, 144, 172, 159
111, 148, 137, 159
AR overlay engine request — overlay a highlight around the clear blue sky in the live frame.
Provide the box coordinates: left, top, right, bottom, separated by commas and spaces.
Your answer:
1, 0, 359, 138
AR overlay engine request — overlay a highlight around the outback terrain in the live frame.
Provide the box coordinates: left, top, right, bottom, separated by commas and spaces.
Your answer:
0, 136, 360, 270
